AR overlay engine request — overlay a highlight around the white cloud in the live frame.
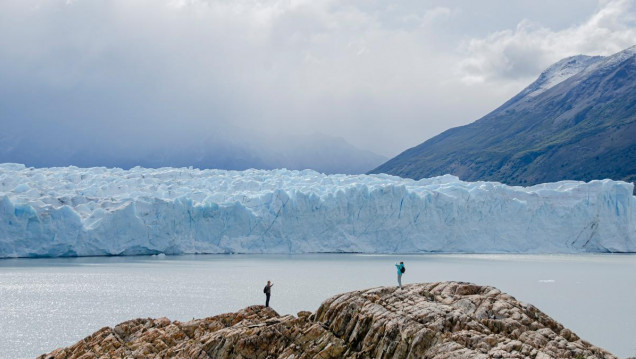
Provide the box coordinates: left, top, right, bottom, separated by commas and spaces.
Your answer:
0, 0, 632, 159
421, 6, 452, 24
458, 0, 636, 84
401, 6, 451, 27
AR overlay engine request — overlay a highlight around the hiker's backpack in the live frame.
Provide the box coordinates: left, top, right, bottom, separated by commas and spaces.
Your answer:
263, 286, 267, 293
400, 266, 405, 274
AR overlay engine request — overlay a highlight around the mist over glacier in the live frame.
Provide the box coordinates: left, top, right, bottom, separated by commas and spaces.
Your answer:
0, 164, 634, 258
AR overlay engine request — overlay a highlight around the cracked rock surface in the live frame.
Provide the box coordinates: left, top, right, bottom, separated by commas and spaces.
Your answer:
40, 282, 616, 359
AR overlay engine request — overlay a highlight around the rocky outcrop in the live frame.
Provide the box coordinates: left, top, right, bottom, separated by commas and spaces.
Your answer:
40, 282, 616, 359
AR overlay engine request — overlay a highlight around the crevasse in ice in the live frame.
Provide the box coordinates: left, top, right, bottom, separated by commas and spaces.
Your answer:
0, 163, 634, 257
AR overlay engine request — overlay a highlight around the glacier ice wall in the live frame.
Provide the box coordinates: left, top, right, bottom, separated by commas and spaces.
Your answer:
0, 163, 634, 257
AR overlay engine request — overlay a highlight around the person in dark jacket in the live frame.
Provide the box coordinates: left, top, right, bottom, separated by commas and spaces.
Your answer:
395, 262, 405, 289
264, 280, 274, 307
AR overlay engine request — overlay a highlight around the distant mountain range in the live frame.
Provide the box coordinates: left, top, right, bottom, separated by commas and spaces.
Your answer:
371, 46, 636, 188
0, 125, 386, 174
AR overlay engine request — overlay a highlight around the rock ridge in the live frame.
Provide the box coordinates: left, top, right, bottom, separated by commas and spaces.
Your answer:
40, 281, 616, 358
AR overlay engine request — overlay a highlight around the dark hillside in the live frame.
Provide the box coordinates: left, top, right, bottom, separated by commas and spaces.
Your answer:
371, 47, 636, 190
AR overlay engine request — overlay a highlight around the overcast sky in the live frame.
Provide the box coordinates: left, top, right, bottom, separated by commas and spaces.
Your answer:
1, 0, 634, 157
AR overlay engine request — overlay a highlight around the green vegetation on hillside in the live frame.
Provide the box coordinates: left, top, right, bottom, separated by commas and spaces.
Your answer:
371, 49, 636, 192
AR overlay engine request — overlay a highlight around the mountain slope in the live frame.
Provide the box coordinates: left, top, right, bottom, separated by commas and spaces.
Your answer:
370, 46, 636, 187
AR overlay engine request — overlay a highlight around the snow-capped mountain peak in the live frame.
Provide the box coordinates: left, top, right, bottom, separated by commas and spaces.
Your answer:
370, 45, 636, 190
520, 45, 635, 100
519, 55, 603, 98
579, 44, 636, 77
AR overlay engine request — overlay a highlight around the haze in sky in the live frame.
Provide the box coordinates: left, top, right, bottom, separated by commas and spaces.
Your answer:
0, 0, 634, 160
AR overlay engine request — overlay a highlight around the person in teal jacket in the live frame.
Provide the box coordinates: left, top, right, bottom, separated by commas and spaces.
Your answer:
395, 261, 405, 289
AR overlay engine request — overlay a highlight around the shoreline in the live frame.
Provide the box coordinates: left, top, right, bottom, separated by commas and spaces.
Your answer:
2, 250, 636, 261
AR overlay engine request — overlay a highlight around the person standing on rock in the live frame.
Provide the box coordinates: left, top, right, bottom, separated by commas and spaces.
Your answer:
395, 262, 405, 289
264, 280, 274, 307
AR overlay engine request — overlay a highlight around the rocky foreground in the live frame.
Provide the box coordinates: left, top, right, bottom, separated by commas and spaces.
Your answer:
40, 282, 615, 359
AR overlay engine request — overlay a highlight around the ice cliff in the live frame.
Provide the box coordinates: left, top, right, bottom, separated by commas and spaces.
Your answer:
1, 164, 634, 258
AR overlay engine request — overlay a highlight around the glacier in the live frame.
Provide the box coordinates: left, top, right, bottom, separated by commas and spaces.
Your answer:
0, 163, 634, 258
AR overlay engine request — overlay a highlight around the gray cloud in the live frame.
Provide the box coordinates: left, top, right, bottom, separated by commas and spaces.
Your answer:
0, 0, 630, 159
458, 0, 636, 84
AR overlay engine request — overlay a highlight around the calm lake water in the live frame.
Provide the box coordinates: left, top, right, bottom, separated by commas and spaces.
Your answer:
1, 254, 635, 358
